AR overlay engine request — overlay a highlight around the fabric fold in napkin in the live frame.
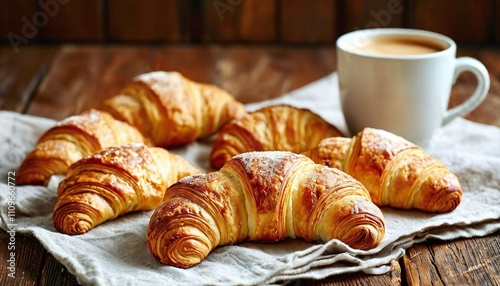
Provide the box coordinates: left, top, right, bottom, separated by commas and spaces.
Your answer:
1, 73, 499, 286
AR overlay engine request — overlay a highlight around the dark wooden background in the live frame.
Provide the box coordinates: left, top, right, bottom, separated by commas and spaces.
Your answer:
1, 0, 499, 45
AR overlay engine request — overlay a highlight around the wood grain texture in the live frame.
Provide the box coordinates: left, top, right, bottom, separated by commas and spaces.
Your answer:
280, 0, 337, 43
450, 48, 500, 127
202, 0, 277, 42
24, 45, 156, 120
24, 45, 338, 119
39, 253, 80, 286
0, 45, 58, 112
141, 45, 219, 83
0, 0, 37, 41
410, 0, 493, 43
1, 45, 499, 286
342, 0, 405, 34
210, 46, 337, 103
0, 232, 79, 286
24, 45, 222, 120
39, 0, 104, 41
1, 1, 499, 44
300, 260, 401, 286
0, 233, 47, 286
402, 234, 500, 286
495, 0, 500, 43
107, 0, 181, 42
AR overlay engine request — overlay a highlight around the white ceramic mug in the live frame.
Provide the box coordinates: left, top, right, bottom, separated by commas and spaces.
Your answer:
336, 28, 490, 147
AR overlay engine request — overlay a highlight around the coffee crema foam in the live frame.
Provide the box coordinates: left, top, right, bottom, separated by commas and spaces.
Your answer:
351, 36, 446, 56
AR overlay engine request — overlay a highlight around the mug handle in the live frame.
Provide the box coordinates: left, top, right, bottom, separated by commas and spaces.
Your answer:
442, 57, 490, 126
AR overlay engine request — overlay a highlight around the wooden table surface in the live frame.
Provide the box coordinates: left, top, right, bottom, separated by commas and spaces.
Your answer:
0, 44, 499, 286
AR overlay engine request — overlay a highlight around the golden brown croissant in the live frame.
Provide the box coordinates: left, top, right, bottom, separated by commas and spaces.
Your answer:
17, 109, 150, 186
209, 105, 344, 169
101, 71, 247, 147
53, 144, 200, 235
304, 128, 463, 213
147, 151, 385, 268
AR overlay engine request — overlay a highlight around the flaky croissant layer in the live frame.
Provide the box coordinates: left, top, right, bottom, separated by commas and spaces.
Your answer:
147, 151, 385, 268
53, 144, 200, 235
102, 71, 247, 147
17, 109, 149, 186
209, 104, 345, 169
305, 128, 463, 213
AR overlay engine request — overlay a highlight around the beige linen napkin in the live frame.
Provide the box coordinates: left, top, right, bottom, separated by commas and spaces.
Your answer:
1, 73, 499, 285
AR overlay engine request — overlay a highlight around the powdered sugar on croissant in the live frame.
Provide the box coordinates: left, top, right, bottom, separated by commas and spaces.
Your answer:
147, 151, 385, 268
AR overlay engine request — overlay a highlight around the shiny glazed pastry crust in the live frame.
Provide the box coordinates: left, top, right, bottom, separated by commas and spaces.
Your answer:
52, 144, 200, 235
17, 109, 149, 186
209, 104, 344, 169
305, 128, 463, 213
102, 71, 247, 147
147, 151, 385, 268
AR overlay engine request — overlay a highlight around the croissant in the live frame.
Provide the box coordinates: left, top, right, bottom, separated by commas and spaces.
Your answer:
147, 151, 385, 268
53, 144, 200, 235
209, 105, 344, 169
101, 71, 247, 147
17, 109, 149, 186
304, 128, 463, 213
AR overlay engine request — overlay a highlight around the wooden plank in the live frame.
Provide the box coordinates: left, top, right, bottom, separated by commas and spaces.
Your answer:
172, 0, 203, 42
107, 0, 181, 42
25, 45, 156, 120
25, 45, 225, 120
146, 45, 220, 83
0, 1, 38, 43
202, 0, 277, 42
281, 47, 337, 93
280, 0, 337, 44
410, 0, 492, 43
410, 0, 452, 37
402, 233, 500, 286
210, 46, 337, 103
495, 0, 500, 43
4, 45, 500, 286
39, 0, 104, 41
210, 46, 292, 103
299, 260, 401, 286
24, 45, 337, 117
80, 45, 221, 110
0, 231, 47, 286
0, 45, 59, 113
450, 48, 500, 127
343, 0, 405, 33
39, 253, 80, 286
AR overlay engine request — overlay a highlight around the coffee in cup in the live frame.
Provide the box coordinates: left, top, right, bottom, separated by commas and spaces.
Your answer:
354, 36, 444, 56
336, 28, 490, 147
